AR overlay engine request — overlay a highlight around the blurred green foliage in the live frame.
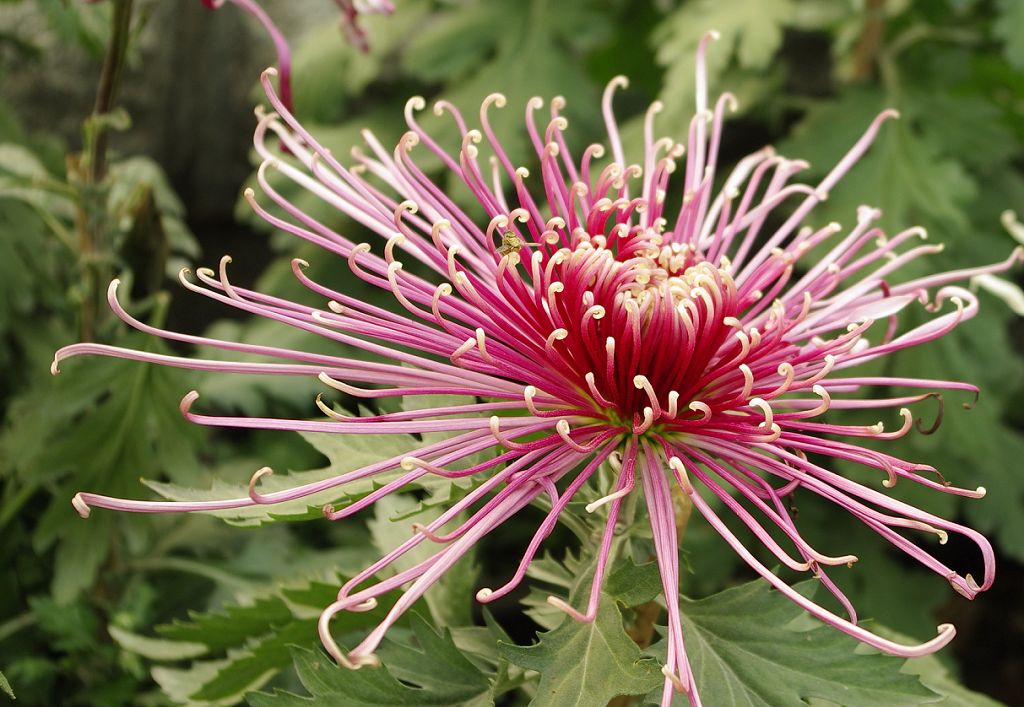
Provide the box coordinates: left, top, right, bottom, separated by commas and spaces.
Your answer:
0, 0, 1021, 705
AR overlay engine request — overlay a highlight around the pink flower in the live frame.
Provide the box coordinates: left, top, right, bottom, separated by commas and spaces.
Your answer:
335, 0, 394, 53
199, 0, 395, 112
201, 0, 294, 110
56, 33, 1018, 706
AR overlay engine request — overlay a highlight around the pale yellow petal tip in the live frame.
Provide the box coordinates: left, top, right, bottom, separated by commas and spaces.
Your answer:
72, 493, 91, 519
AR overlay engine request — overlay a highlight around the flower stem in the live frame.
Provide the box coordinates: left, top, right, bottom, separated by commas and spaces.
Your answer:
76, 0, 134, 342
87, 0, 133, 184
851, 0, 886, 82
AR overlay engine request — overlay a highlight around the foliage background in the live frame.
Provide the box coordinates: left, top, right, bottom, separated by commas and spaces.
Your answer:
0, 0, 1021, 704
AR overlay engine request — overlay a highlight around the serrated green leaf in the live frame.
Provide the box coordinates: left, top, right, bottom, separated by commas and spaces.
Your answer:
0, 669, 14, 700
143, 431, 426, 527
899, 645, 1004, 707
28, 595, 101, 654
780, 89, 977, 241
500, 593, 663, 706
807, 625, 1006, 706
605, 558, 662, 607
649, 579, 938, 706
280, 580, 351, 612
368, 494, 479, 628
249, 632, 494, 707
521, 549, 587, 629
155, 593, 294, 652
129, 577, 395, 705
189, 621, 317, 702
377, 614, 492, 700
4, 330, 205, 601
652, 0, 794, 131
153, 656, 262, 707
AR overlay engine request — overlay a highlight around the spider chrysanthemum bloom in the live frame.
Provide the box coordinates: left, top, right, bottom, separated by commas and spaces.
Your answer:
56, 34, 1018, 706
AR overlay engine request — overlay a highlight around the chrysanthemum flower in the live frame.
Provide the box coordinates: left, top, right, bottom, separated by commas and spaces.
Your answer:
56, 33, 1018, 706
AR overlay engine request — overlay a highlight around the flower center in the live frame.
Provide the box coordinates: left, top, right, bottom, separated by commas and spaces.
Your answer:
541, 230, 742, 431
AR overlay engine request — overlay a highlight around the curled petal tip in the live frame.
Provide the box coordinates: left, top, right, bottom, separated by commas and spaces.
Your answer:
179, 390, 201, 415
475, 587, 493, 602
350, 652, 381, 669
352, 598, 378, 612
405, 95, 426, 112
668, 457, 694, 493
50, 358, 60, 376
877, 108, 900, 124
662, 665, 687, 693
71, 493, 91, 518
262, 66, 279, 79
706, 29, 721, 41
1000, 210, 1024, 245
483, 92, 507, 109
248, 466, 274, 503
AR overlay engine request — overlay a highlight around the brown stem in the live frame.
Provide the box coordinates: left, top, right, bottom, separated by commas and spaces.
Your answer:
76, 0, 133, 341
89, 0, 133, 184
851, 0, 886, 82
627, 599, 662, 649
672, 480, 693, 546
